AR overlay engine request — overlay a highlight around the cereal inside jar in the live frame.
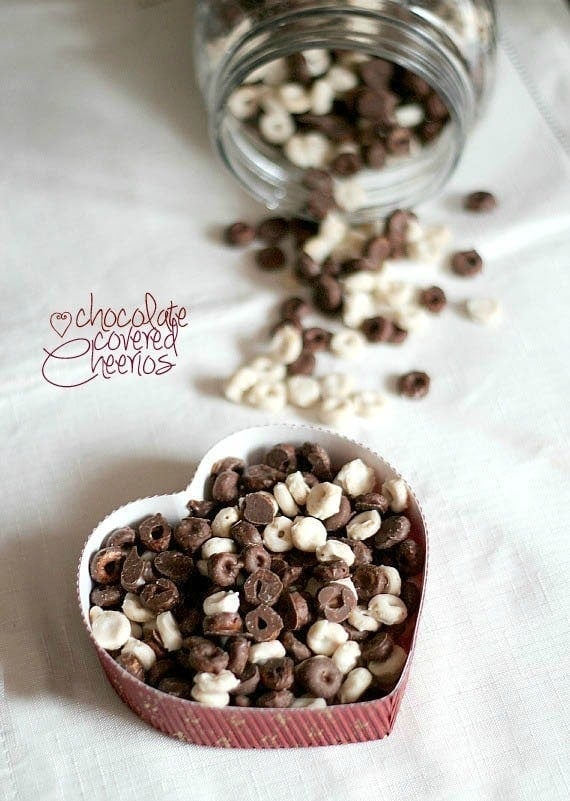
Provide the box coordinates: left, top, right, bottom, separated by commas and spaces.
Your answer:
194, 0, 497, 220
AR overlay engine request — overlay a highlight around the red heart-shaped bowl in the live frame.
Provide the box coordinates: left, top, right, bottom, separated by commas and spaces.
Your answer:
78, 424, 427, 748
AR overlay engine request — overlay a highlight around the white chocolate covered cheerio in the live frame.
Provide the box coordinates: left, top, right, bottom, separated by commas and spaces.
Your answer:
334, 458, 376, 497
270, 323, 304, 365
394, 102, 425, 128
405, 218, 424, 245
227, 85, 262, 120
347, 606, 380, 633
287, 375, 321, 408
273, 482, 299, 517
465, 297, 502, 325
333, 178, 366, 212
351, 390, 388, 419
318, 397, 357, 427
342, 291, 376, 329
190, 687, 231, 707
245, 380, 287, 412
285, 471, 311, 505
224, 367, 259, 403
258, 89, 287, 115
142, 619, 156, 635
330, 329, 366, 360
346, 509, 381, 541
91, 610, 132, 650
263, 516, 294, 552
381, 478, 408, 512
284, 132, 329, 169
259, 110, 295, 144
291, 696, 328, 709
302, 48, 331, 76
339, 667, 374, 703
332, 640, 361, 674
310, 78, 335, 115
333, 228, 369, 260
306, 482, 343, 520
320, 212, 348, 247
337, 50, 370, 67
368, 594, 407, 626
306, 620, 348, 656
121, 636, 157, 670
155, 611, 183, 652
319, 372, 354, 400
382, 281, 415, 310
342, 270, 377, 293
327, 64, 359, 92
303, 235, 333, 264
278, 82, 312, 114
315, 539, 355, 567
211, 506, 240, 537
203, 590, 241, 616
193, 670, 240, 694
257, 57, 288, 86
247, 357, 286, 382
122, 593, 155, 624
249, 640, 286, 664
201, 537, 237, 560
407, 224, 451, 263
378, 565, 402, 596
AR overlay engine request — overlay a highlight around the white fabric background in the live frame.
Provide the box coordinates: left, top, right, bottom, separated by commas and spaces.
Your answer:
1, 1, 569, 800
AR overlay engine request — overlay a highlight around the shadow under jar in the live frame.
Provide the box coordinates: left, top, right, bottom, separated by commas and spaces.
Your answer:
194, 0, 496, 221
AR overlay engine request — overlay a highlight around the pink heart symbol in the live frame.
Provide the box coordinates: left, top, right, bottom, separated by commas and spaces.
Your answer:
50, 312, 72, 338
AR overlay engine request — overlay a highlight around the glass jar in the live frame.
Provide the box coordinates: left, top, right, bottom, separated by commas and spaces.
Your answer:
194, 1, 496, 221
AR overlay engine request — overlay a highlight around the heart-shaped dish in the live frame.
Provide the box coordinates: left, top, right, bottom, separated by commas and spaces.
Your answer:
78, 424, 427, 748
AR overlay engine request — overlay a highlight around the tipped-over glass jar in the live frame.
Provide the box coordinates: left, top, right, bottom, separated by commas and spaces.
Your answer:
194, 1, 496, 221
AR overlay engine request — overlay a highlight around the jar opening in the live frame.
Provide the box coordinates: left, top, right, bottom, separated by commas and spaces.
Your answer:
208, 6, 478, 220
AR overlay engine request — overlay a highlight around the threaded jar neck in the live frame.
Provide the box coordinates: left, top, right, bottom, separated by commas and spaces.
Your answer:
205, 4, 484, 220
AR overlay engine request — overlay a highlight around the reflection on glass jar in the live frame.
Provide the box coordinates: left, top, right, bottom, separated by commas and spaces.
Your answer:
194, 1, 496, 221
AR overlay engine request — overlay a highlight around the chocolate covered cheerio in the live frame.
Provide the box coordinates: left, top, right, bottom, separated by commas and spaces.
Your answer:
221, 199, 501, 422
88, 442, 424, 709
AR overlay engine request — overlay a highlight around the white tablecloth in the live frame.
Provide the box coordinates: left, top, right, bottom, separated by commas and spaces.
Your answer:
1, 2, 569, 800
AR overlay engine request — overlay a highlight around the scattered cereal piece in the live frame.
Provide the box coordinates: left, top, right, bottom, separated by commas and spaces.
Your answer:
397, 370, 430, 399
451, 249, 483, 277
318, 396, 357, 426
465, 297, 502, 325
330, 328, 366, 359
286, 375, 321, 408
464, 190, 497, 212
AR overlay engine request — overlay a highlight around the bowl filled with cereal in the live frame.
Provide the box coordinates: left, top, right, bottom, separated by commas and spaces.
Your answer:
78, 424, 427, 747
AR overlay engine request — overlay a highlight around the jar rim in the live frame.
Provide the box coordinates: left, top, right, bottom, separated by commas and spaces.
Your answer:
204, 4, 485, 220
